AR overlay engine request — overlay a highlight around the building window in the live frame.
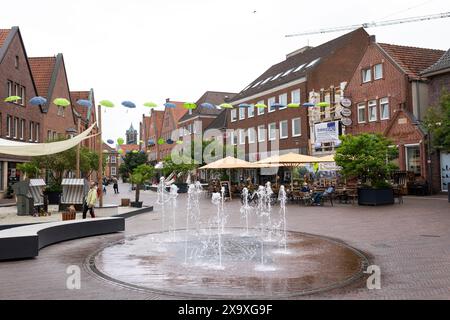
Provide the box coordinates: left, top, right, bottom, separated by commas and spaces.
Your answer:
368, 100, 377, 122
13, 117, 18, 139
357, 103, 366, 123
239, 129, 245, 145
362, 68, 372, 83
7, 80, 13, 96
239, 107, 245, 120
406, 145, 421, 175
20, 86, 25, 106
268, 122, 277, 141
268, 97, 276, 112
106, 156, 110, 163
230, 131, 236, 145
57, 106, 65, 117
292, 118, 301, 137
279, 93, 288, 109
248, 104, 255, 118
248, 127, 256, 144
280, 120, 288, 139
291, 89, 301, 104
380, 97, 390, 120
6, 115, 12, 137
29, 122, 34, 141
20, 119, 25, 140
47, 130, 52, 140
374, 63, 383, 80
111, 167, 117, 176
231, 109, 237, 122
111, 156, 116, 164
257, 100, 265, 115
35, 123, 40, 142
258, 125, 265, 142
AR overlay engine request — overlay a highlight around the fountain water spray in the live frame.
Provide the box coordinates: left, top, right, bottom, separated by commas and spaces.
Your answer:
156, 177, 172, 231
211, 190, 225, 269
278, 185, 288, 253
240, 187, 251, 235
169, 184, 179, 240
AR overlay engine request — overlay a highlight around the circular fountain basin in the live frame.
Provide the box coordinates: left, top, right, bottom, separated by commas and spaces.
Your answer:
88, 228, 369, 299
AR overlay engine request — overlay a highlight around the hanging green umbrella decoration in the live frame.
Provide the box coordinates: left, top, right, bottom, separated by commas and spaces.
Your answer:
183, 102, 197, 110
117, 137, 124, 146
158, 138, 165, 145
255, 103, 268, 109
53, 98, 71, 107
144, 102, 158, 108
219, 103, 234, 109
287, 103, 300, 108
4, 96, 22, 103
317, 102, 330, 107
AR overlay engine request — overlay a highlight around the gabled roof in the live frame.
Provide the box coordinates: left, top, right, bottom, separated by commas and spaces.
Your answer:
179, 91, 236, 123
102, 143, 117, 152
378, 43, 445, 80
70, 89, 95, 123
150, 110, 165, 137
421, 49, 450, 76
0, 29, 10, 48
28, 56, 56, 97
206, 109, 228, 130
231, 28, 369, 102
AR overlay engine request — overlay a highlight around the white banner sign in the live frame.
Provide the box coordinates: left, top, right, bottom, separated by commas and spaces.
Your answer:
314, 121, 339, 143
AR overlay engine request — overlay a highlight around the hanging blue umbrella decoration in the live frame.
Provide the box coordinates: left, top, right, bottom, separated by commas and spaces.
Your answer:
107, 139, 114, 145
200, 103, 215, 109
122, 101, 136, 113
148, 139, 155, 145
76, 99, 92, 108
238, 103, 252, 108
166, 138, 174, 145
271, 103, 286, 108
29, 96, 47, 106
303, 102, 315, 107
164, 102, 177, 108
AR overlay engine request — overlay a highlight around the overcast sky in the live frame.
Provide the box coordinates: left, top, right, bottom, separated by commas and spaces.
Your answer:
1, 0, 449, 143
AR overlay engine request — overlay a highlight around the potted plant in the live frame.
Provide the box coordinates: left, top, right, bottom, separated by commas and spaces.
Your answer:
162, 156, 197, 193
45, 182, 63, 205
335, 133, 398, 206
130, 164, 155, 208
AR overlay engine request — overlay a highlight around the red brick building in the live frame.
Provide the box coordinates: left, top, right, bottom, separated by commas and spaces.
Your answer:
140, 110, 164, 163
346, 36, 445, 192
226, 28, 370, 162
70, 89, 98, 152
29, 54, 78, 140
159, 100, 186, 160
421, 49, 450, 192
103, 143, 119, 178
0, 27, 44, 195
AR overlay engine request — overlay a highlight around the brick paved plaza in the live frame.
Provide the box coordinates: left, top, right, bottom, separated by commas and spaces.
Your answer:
0, 183, 449, 300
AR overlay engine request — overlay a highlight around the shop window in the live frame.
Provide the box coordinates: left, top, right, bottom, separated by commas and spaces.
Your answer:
406, 145, 421, 175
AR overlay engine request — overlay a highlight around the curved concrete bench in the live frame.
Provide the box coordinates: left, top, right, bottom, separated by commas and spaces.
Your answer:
0, 217, 124, 261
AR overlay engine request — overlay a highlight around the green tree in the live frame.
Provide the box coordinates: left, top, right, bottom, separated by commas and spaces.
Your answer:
424, 91, 450, 152
130, 164, 155, 203
120, 152, 148, 179
335, 133, 398, 188
16, 163, 40, 179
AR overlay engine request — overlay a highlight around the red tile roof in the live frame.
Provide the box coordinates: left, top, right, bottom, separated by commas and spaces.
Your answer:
0, 29, 10, 48
28, 57, 56, 97
379, 43, 445, 79
102, 142, 117, 152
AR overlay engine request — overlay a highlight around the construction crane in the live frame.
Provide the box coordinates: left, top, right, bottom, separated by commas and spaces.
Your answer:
285, 12, 450, 37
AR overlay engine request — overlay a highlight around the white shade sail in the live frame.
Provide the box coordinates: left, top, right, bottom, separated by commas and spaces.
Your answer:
0, 123, 97, 157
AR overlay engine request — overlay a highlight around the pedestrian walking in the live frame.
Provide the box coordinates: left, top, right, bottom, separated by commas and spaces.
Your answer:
83, 182, 98, 219
113, 177, 119, 194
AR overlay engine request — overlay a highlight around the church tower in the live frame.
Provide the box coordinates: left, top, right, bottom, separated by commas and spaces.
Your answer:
126, 123, 138, 145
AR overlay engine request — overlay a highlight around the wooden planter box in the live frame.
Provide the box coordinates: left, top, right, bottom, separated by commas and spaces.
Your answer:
121, 198, 130, 207
358, 188, 394, 206
62, 211, 76, 221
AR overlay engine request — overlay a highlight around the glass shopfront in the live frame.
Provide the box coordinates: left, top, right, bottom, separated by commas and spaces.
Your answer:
441, 152, 450, 192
